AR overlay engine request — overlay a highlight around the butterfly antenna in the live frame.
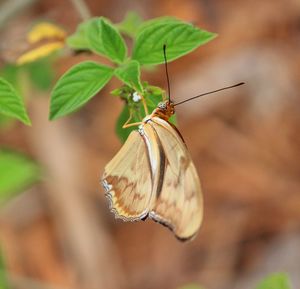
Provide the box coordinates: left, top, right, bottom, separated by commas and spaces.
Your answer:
163, 44, 171, 103
174, 82, 245, 106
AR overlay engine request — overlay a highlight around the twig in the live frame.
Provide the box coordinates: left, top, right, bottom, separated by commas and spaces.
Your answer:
28, 96, 124, 289
0, 0, 37, 28
69, 0, 91, 21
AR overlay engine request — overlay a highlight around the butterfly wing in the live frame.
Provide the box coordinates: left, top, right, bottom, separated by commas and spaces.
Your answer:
148, 117, 203, 240
101, 130, 154, 221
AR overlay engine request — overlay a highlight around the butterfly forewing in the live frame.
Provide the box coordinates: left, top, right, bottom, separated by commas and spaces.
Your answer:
102, 130, 154, 221
147, 117, 203, 240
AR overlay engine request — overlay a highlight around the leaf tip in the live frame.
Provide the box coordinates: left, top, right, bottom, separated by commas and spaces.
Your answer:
20, 113, 32, 126
48, 107, 60, 121
25, 119, 32, 126
210, 32, 218, 39
48, 112, 57, 121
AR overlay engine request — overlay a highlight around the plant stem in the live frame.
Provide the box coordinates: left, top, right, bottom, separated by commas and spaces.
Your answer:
0, 0, 37, 28
69, 0, 91, 21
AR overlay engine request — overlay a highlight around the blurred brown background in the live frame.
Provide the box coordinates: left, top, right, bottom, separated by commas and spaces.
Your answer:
1, 0, 300, 289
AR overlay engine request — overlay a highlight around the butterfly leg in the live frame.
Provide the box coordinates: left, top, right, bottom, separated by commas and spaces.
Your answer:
122, 109, 142, 128
123, 121, 143, 128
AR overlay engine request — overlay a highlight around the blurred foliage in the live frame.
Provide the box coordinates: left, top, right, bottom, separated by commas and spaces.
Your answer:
116, 11, 143, 38
0, 21, 63, 126
16, 22, 66, 66
24, 57, 55, 91
256, 273, 292, 289
0, 58, 54, 93
26, 22, 66, 44
177, 273, 293, 289
0, 65, 19, 92
0, 78, 31, 125
0, 246, 10, 289
0, 57, 54, 126
0, 114, 12, 129
0, 149, 40, 204
0, 22, 55, 289
66, 18, 96, 50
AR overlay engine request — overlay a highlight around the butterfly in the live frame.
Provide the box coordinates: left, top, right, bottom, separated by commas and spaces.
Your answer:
101, 45, 244, 241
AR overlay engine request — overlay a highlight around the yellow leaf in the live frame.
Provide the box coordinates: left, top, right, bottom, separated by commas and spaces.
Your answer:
28, 22, 66, 44
17, 42, 64, 65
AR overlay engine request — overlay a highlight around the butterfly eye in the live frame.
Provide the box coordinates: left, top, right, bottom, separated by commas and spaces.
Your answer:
158, 102, 167, 110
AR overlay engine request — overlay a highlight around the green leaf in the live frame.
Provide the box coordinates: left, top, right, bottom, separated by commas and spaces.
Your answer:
0, 246, 10, 289
66, 18, 97, 50
25, 57, 54, 91
110, 84, 135, 99
116, 11, 143, 38
132, 19, 217, 65
0, 64, 19, 90
87, 17, 127, 63
49, 61, 114, 120
0, 150, 40, 204
138, 16, 180, 32
0, 114, 12, 128
0, 78, 31, 125
115, 60, 143, 92
116, 104, 140, 143
255, 273, 292, 289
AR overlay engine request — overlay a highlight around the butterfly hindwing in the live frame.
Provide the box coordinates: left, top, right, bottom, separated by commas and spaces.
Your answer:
147, 117, 203, 240
102, 130, 154, 221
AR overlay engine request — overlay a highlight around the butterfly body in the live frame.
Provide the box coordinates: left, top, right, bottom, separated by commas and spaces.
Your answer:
102, 101, 203, 240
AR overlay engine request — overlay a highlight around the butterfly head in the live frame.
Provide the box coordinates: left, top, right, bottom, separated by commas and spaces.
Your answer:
152, 101, 175, 120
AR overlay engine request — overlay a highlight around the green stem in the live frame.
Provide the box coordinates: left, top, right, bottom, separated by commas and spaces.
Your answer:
69, 0, 91, 21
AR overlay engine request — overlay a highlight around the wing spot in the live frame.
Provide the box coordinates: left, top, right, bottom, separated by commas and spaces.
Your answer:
180, 155, 190, 170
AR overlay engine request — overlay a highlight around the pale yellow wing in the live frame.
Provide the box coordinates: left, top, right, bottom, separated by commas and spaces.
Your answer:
148, 117, 203, 240
101, 130, 154, 221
